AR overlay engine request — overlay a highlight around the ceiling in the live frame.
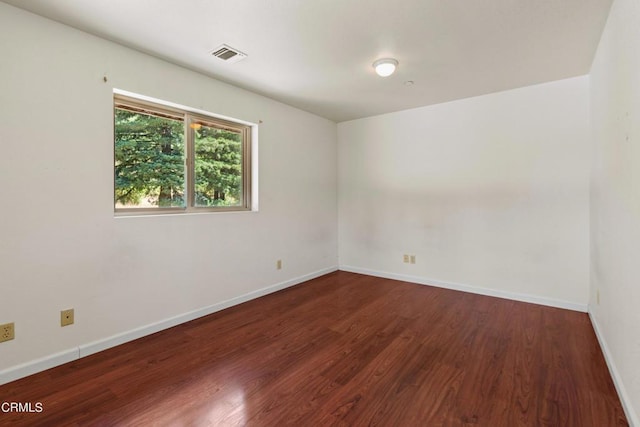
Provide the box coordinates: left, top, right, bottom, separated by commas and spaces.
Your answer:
2, 0, 613, 122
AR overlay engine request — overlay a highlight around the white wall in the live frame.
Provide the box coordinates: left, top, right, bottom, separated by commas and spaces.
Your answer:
0, 3, 337, 377
5, 7, 636, 420
590, 0, 640, 423
338, 77, 590, 308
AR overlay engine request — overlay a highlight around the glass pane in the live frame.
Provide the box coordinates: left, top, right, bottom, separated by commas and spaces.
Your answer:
193, 122, 243, 207
114, 107, 185, 209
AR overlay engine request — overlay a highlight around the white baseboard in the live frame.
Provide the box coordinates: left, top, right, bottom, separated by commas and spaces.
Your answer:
0, 348, 79, 386
588, 307, 639, 427
339, 265, 588, 312
0, 266, 338, 386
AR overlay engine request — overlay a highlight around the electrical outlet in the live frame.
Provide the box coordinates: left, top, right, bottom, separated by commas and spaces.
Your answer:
61, 309, 74, 327
410, 255, 416, 264
276, 259, 282, 270
1, 323, 15, 343
403, 254, 410, 263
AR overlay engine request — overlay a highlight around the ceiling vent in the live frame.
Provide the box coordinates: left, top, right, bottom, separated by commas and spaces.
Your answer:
210, 44, 247, 64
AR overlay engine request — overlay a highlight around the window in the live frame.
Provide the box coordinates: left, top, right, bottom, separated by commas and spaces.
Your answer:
114, 94, 252, 214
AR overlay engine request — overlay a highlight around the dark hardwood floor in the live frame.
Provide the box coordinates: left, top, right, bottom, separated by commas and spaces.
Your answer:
0, 271, 628, 426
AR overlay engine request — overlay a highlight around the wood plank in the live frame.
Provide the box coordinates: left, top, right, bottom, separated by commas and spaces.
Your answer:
0, 271, 628, 426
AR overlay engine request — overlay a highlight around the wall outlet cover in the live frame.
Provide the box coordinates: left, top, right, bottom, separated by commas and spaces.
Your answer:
1, 322, 15, 343
61, 309, 74, 327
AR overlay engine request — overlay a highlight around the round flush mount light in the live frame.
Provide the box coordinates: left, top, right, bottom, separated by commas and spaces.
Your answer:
373, 58, 398, 77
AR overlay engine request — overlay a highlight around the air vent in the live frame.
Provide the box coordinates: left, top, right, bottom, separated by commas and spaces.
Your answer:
210, 44, 247, 64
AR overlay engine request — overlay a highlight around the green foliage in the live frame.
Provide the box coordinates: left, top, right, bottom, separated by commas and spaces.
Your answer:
115, 109, 185, 207
114, 108, 243, 208
194, 126, 242, 206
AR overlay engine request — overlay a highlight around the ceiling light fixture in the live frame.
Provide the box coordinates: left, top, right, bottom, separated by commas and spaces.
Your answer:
373, 58, 398, 77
